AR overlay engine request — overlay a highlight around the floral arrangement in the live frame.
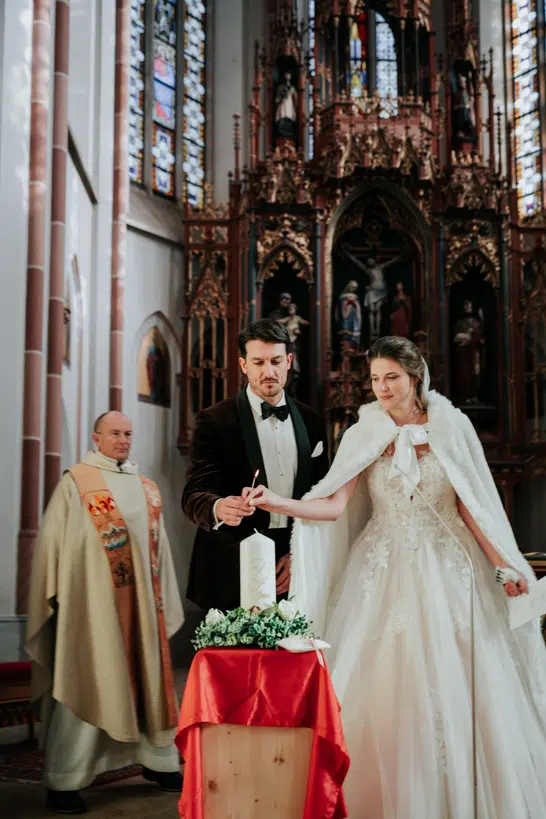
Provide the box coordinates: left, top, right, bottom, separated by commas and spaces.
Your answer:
192, 599, 314, 651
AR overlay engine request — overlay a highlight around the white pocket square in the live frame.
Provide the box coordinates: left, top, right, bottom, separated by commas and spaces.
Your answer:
311, 440, 324, 458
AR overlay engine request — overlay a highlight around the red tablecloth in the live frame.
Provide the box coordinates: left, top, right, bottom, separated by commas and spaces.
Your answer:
175, 648, 349, 819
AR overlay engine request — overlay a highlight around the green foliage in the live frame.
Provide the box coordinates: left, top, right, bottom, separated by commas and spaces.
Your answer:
192, 602, 314, 651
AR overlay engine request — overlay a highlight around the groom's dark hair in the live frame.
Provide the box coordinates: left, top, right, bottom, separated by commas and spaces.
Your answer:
238, 319, 291, 357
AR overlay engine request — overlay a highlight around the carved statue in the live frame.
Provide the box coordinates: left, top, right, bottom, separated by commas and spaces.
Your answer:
390, 281, 412, 338
336, 280, 362, 348
342, 245, 401, 341
452, 299, 484, 405
279, 303, 309, 382
452, 71, 477, 145
275, 72, 298, 141
269, 292, 292, 321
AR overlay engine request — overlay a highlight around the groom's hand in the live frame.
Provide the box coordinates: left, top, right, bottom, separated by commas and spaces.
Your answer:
276, 554, 291, 594
216, 496, 254, 527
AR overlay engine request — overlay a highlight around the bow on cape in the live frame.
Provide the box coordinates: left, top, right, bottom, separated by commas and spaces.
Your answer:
389, 424, 429, 498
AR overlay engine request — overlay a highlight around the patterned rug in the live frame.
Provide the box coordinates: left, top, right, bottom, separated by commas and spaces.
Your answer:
0, 740, 141, 784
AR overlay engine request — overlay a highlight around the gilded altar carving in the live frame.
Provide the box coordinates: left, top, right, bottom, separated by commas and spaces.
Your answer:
443, 154, 506, 213
179, 0, 541, 472
259, 143, 312, 206
257, 215, 313, 282
318, 120, 435, 184
445, 221, 500, 286
186, 184, 229, 221
189, 262, 227, 320
522, 246, 546, 321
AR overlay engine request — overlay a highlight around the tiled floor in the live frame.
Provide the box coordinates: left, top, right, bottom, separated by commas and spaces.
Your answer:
0, 776, 180, 818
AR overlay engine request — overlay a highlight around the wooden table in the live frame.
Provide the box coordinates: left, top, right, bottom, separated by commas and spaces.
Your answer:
175, 648, 349, 819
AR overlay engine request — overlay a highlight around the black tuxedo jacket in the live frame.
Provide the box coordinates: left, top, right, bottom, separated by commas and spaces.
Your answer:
182, 390, 330, 611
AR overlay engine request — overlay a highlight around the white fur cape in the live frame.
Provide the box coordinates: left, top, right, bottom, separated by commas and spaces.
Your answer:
290, 391, 540, 651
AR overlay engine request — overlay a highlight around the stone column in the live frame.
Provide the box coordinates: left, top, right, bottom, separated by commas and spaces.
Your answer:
109, 0, 130, 411
44, 0, 70, 508
17, 0, 52, 614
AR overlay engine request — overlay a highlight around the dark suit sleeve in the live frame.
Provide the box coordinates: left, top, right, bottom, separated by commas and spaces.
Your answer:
182, 410, 223, 531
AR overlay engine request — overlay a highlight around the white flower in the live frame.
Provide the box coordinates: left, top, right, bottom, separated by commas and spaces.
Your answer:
205, 608, 226, 626
277, 600, 298, 621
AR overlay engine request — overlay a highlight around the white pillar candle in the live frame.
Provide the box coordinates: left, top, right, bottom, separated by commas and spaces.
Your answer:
240, 530, 277, 610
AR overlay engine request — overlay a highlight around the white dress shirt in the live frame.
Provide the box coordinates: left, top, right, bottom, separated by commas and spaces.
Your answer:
245, 386, 298, 528
212, 386, 298, 529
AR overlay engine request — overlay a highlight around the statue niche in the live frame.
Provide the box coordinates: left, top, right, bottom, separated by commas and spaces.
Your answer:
273, 57, 299, 148
450, 59, 478, 151
138, 326, 171, 408
260, 252, 312, 403
448, 252, 498, 435
332, 215, 417, 364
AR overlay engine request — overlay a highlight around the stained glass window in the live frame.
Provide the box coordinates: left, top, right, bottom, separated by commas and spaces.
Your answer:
129, 1, 207, 203
183, 0, 206, 207
307, 0, 315, 159
129, 0, 146, 184
511, 0, 543, 218
349, 13, 367, 100
375, 13, 398, 118
345, 10, 398, 118
152, 0, 178, 197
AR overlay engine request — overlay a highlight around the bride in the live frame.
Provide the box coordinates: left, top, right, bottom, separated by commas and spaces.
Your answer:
244, 336, 546, 819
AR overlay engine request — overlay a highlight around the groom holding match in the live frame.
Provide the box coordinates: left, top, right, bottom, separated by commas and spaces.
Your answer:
182, 319, 329, 612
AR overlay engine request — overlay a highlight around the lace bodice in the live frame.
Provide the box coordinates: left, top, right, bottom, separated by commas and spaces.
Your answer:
366, 449, 461, 531
357, 448, 472, 616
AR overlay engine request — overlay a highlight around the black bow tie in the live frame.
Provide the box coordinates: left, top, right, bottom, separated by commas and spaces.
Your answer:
261, 402, 289, 422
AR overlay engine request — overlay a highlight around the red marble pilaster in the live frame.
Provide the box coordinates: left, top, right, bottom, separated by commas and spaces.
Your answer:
44, 0, 70, 508
17, 0, 53, 614
109, 0, 130, 412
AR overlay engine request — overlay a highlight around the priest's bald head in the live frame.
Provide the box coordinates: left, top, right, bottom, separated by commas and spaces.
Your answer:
92, 411, 133, 463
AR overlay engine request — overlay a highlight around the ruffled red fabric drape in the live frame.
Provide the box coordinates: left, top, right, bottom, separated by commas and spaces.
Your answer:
175, 648, 349, 819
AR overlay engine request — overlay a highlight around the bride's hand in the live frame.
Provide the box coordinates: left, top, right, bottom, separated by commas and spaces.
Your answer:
496, 566, 529, 597
504, 577, 529, 598
242, 484, 285, 513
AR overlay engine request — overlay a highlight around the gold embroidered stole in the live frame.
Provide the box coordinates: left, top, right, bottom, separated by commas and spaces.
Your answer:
69, 464, 178, 728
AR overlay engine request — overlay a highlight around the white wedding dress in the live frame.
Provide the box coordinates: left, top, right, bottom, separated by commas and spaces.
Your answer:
325, 445, 546, 819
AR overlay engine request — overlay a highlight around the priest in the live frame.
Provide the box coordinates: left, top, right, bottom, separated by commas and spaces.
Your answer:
26, 411, 184, 815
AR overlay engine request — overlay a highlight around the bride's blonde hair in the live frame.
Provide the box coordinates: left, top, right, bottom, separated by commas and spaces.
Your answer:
368, 336, 429, 411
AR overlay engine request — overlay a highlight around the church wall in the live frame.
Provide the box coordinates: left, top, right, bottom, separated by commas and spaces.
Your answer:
210, 0, 267, 202
123, 230, 196, 610
82, 0, 116, 425
0, 2, 33, 648
68, 0, 98, 181
62, 158, 95, 470
0, 0, 117, 660
61, 0, 116, 478
210, 0, 245, 202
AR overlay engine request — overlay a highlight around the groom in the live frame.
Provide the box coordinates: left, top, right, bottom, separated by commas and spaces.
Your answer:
182, 318, 329, 612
